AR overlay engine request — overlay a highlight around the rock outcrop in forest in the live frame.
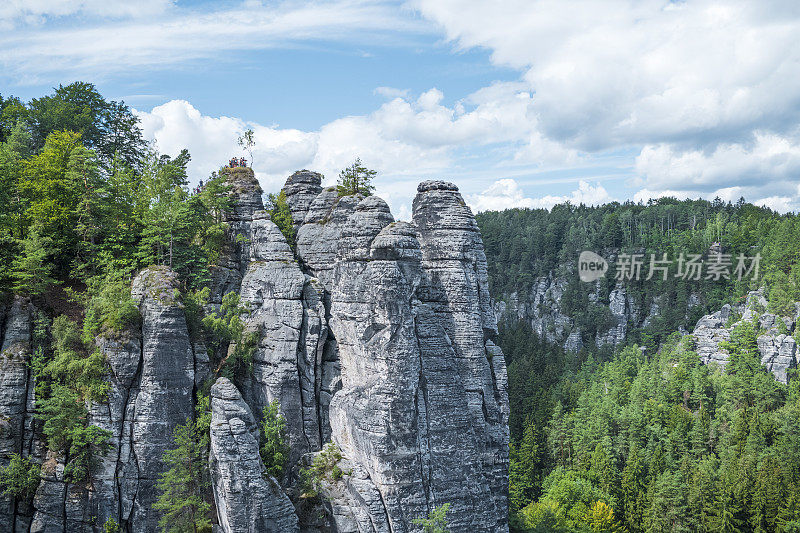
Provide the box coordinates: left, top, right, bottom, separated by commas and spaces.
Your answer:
0, 167, 509, 532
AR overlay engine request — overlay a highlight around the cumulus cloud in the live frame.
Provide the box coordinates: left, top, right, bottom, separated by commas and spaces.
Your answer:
136, 100, 318, 191
635, 132, 800, 191
467, 178, 612, 212
414, 0, 800, 149
136, 81, 558, 188
412, 0, 800, 209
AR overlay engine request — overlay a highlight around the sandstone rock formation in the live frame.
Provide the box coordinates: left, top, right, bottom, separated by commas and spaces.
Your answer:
210, 378, 299, 533
692, 289, 799, 383
0, 167, 510, 532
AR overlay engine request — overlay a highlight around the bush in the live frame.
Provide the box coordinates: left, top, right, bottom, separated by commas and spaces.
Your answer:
300, 442, 345, 498
48, 315, 109, 403
260, 400, 288, 479
412, 503, 451, 533
202, 291, 258, 377
0, 454, 41, 499
83, 274, 139, 341
266, 191, 296, 248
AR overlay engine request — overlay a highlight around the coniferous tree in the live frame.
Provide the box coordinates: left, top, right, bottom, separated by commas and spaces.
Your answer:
260, 400, 289, 479
336, 158, 376, 197
11, 225, 56, 296
154, 419, 211, 533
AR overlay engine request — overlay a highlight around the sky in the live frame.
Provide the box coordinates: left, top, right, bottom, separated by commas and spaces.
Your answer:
2, 0, 800, 219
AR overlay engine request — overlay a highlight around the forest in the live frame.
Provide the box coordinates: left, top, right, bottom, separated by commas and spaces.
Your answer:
479, 203, 800, 531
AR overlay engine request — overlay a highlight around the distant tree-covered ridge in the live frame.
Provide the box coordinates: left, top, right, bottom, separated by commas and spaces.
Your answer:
477, 200, 800, 350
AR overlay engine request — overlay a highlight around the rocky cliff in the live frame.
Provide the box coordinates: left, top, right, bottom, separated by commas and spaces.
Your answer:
690, 289, 799, 383
0, 167, 509, 532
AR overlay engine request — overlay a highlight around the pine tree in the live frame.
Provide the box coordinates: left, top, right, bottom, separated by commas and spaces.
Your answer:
260, 400, 289, 479
336, 158, 376, 197
411, 503, 450, 533
11, 225, 56, 296
154, 419, 211, 533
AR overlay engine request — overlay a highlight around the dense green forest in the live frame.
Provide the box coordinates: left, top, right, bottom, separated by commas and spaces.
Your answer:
0, 83, 252, 522
477, 202, 800, 350
480, 204, 800, 531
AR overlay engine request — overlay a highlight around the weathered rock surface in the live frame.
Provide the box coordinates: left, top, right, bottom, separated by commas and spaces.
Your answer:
210, 378, 299, 533
691, 290, 799, 382
0, 297, 36, 532
283, 170, 323, 227
413, 181, 509, 530
238, 217, 327, 466
29, 267, 196, 532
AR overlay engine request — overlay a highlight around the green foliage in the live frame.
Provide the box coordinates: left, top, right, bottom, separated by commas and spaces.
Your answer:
266, 190, 296, 248
201, 291, 258, 377
102, 517, 120, 533
412, 503, 451, 533
82, 274, 140, 341
11, 225, 56, 295
63, 424, 114, 483
508, 319, 800, 532
300, 442, 345, 498
47, 315, 109, 403
237, 128, 255, 164
0, 454, 41, 499
27, 82, 145, 168
336, 157, 376, 196
478, 200, 800, 351
260, 400, 289, 479
154, 418, 212, 533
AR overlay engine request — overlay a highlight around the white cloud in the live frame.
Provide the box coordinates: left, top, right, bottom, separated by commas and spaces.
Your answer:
635, 132, 800, 191
135, 100, 318, 191
412, 0, 800, 209
0, 0, 430, 81
136, 81, 560, 190
467, 178, 612, 212
0, 0, 172, 28
755, 196, 795, 213
413, 0, 800, 150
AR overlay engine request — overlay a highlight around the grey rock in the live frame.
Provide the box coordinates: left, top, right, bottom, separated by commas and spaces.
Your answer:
129, 267, 195, 533
413, 181, 509, 531
0, 297, 35, 531
210, 378, 299, 533
758, 334, 797, 384
238, 218, 326, 467
692, 291, 799, 381
283, 170, 324, 227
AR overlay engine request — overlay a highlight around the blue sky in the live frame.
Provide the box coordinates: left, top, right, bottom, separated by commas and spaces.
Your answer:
2, 0, 799, 219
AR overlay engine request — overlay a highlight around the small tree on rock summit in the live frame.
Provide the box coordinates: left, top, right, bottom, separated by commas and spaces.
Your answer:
336, 158, 376, 197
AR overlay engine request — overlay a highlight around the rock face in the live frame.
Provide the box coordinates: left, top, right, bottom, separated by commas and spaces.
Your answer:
283, 170, 323, 227
691, 290, 799, 383
26, 267, 197, 533
294, 180, 509, 531
0, 297, 36, 532
238, 217, 328, 466
210, 378, 299, 533
493, 267, 703, 352
0, 169, 510, 532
